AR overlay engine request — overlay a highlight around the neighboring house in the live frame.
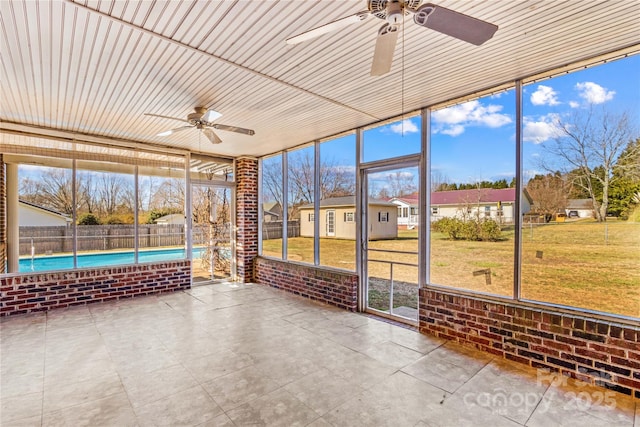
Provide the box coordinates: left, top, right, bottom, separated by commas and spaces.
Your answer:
299, 196, 397, 240
154, 213, 184, 225
19, 200, 71, 227
390, 194, 420, 229
431, 188, 531, 223
565, 199, 594, 218
263, 202, 282, 222
390, 188, 532, 226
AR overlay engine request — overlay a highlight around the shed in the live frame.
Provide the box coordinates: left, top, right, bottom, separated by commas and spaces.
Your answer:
299, 196, 397, 240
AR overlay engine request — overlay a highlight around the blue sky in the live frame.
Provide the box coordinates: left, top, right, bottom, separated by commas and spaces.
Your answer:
319, 54, 639, 189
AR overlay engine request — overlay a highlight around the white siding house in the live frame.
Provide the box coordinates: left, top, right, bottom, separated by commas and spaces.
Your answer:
390, 188, 532, 227
19, 200, 71, 227
390, 195, 420, 229
431, 188, 531, 223
565, 199, 594, 218
154, 213, 185, 225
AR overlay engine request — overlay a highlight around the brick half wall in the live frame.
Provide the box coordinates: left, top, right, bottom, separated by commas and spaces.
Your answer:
255, 257, 358, 311
419, 288, 640, 399
1, 260, 191, 316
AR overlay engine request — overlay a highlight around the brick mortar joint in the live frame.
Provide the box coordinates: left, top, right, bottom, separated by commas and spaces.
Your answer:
420, 288, 639, 331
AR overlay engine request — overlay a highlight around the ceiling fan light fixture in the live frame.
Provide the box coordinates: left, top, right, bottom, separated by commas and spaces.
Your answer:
386, 0, 404, 25
202, 109, 222, 122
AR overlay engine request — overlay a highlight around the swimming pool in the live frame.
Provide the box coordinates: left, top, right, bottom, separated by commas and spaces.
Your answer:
19, 247, 205, 273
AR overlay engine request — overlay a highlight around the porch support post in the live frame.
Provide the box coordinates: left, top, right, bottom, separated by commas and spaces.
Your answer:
235, 157, 259, 283
6, 163, 19, 273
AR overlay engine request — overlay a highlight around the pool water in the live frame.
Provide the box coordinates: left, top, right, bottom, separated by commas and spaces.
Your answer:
19, 247, 205, 273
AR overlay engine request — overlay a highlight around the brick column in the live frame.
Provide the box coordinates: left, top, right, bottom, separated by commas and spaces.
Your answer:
0, 154, 5, 274
235, 157, 258, 283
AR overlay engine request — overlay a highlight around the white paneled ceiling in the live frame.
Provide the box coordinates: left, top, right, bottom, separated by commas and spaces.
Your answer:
1, 0, 639, 158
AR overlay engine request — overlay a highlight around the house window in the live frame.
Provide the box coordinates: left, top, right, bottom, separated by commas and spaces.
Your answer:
344, 212, 354, 222
403, 207, 408, 217
410, 207, 418, 215
431, 206, 439, 215
308, 213, 314, 221
484, 206, 491, 217
379, 212, 389, 222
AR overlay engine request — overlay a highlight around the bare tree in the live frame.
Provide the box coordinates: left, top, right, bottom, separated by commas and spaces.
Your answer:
77, 172, 98, 214
150, 178, 185, 211
261, 151, 355, 206
193, 187, 231, 277
542, 107, 638, 221
96, 174, 130, 216
526, 173, 569, 216
288, 150, 314, 206
19, 168, 74, 214
386, 170, 417, 197
431, 171, 450, 192
262, 158, 284, 206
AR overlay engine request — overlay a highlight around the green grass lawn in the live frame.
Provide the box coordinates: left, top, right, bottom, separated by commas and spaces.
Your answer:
262, 220, 639, 318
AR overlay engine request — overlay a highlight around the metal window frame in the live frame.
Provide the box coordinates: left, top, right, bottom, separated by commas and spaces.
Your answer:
257, 157, 263, 257
314, 141, 320, 265
282, 152, 288, 260
514, 80, 524, 301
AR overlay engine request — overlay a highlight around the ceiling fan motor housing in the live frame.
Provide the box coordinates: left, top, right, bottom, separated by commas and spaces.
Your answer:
369, 0, 422, 22
187, 106, 208, 123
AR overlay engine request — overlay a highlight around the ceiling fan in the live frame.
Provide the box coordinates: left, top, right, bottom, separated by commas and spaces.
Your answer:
286, 0, 498, 76
145, 106, 255, 144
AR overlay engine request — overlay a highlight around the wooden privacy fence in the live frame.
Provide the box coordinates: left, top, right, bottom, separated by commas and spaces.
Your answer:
19, 224, 186, 255
19, 224, 233, 256
262, 220, 299, 240
20, 222, 291, 255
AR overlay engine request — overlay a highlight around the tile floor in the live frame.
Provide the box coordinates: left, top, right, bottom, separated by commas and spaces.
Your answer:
1, 282, 638, 426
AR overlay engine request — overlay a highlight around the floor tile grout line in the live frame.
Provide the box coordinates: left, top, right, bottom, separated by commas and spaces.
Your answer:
39, 312, 49, 427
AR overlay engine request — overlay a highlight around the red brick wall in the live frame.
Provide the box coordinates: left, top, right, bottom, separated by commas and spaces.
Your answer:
236, 157, 258, 283
1, 260, 191, 316
0, 154, 5, 274
255, 257, 358, 311
419, 288, 640, 399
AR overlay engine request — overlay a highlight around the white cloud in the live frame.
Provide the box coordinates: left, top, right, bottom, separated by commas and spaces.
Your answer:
575, 82, 615, 104
523, 114, 561, 144
530, 85, 560, 106
441, 125, 465, 136
387, 119, 419, 135
569, 101, 580, 108
431, 100, 512, 136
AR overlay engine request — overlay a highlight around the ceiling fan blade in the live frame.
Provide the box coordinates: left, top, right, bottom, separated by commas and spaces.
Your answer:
413, 4, 498, 46
202, 128, 222, 144
157, 125, 193, 137
371, 24, 399, 76
202, 109, 222, 122
144, 113, 190, 123
210, 124, 255, 136
286, 11, 369, 45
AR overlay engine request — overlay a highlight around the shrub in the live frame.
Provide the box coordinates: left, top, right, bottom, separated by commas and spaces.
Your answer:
479, 219, 502, 241
628, 205, 640, 222
105, 216, 125, 225
77, 213, 101, 225
433, 217, 502, 241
